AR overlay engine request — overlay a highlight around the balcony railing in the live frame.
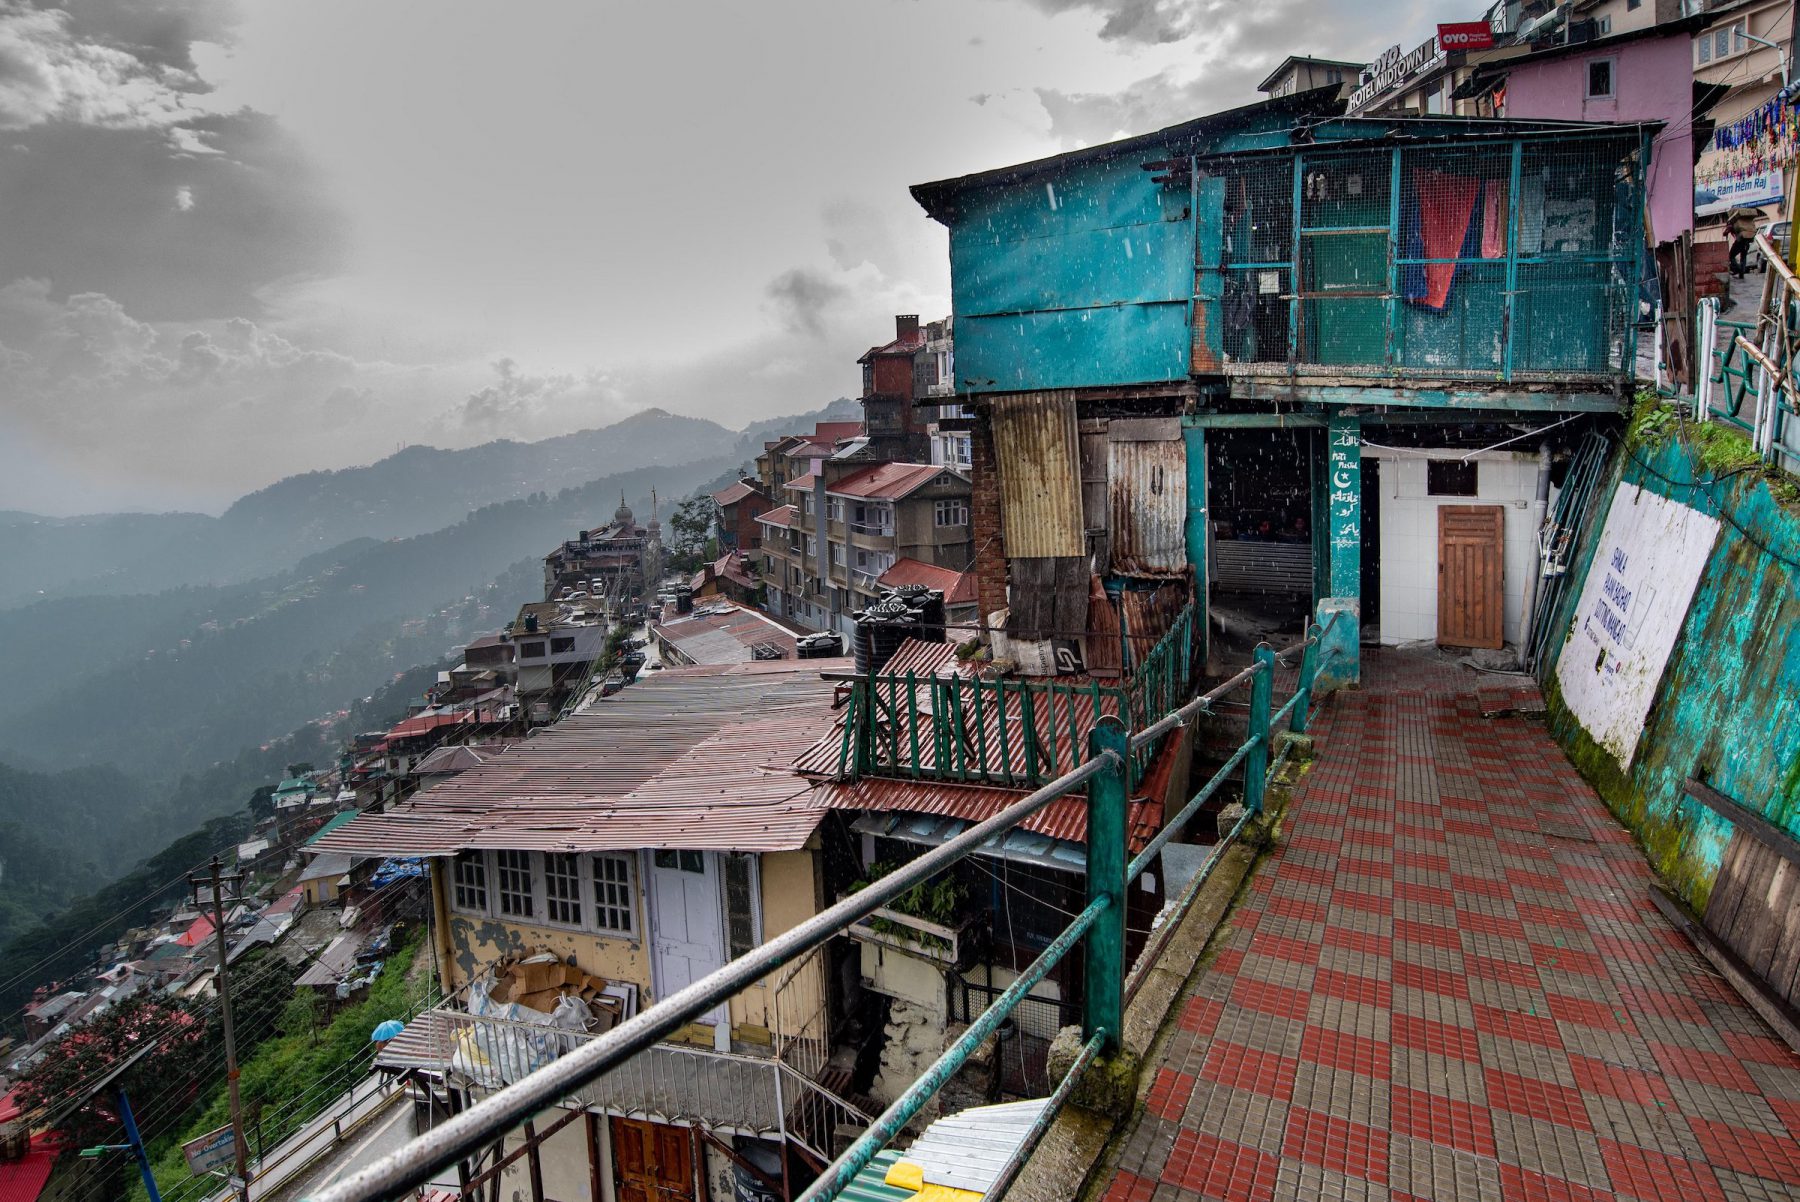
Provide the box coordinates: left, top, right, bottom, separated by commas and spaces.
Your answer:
310, 616, 1342, 1202
848, 521, 893, 537
832, 602, 1196, 788
384, 1001, 868, 1162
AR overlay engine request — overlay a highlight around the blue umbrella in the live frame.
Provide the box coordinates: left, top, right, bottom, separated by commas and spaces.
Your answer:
370, 1019, 405, 1043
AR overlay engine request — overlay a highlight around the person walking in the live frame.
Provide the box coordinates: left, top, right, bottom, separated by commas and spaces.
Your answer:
1727, 207, 1761, 278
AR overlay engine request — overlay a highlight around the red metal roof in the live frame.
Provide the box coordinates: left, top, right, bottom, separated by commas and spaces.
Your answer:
174, 914, 214, 947
310, 664, 847, 857
812, 421, 864, 444
784, 472, 817, 491
817, 778, 1161, 853
0, 1134, 55, 1202
878, 558, 977, 606
757, 504, 797, 529
386, 711, 477, 741
712, 479, 764, 506
826, 463, 956, 500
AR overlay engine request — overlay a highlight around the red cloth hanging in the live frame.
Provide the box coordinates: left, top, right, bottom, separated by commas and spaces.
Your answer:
1480, 180, 1506, 260
1411, 169, 1481, 310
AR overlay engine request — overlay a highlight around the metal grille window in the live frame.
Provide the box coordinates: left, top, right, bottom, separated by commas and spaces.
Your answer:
494, 849, 535, 919
591, 854, 634, 934
936, 499, 968, 527
724, 854, 757, 961
1427, 460, 1479, 497
544, 852, 582, 926
451, 850, 487, 915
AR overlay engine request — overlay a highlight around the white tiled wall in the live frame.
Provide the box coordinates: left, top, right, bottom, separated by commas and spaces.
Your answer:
1368, 450, 1546, 647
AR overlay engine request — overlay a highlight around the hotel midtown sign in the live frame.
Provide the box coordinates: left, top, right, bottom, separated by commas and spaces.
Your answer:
1347, 37, 1446, 112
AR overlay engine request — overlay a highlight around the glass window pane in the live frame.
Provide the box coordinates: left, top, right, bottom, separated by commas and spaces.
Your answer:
592, 854, 634, 934
724, 855, 755, 961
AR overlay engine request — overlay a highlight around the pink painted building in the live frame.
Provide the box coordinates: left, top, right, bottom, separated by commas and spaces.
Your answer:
1484, 20, 1701, 246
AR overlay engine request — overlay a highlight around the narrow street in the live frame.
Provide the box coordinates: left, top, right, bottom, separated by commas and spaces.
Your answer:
1105, 649, 1800, 1202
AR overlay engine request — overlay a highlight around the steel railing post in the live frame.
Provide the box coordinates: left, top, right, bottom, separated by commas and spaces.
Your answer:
1244, 644, 1275, 814
1082, 716, 1129, 1053
1291, 624, 1321, 735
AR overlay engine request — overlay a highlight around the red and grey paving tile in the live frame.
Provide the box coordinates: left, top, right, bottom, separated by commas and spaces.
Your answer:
1105, 649, 1800, 1202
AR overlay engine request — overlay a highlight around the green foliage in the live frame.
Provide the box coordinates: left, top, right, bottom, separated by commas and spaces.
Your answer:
849, 860, 967, 951
17, 993, 208, 1155
667, 495, 715, 574
132, 930, 430, 1202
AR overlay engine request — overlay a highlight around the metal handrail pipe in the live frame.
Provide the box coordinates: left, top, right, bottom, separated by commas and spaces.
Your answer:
1128, 660, 1260, 751
980, 1030, 1106, 1202
303, 753, 1116, 1202
796, 895, 1111, 1202
1124, 803, 1256, 1006
1127, 735, 1259, 881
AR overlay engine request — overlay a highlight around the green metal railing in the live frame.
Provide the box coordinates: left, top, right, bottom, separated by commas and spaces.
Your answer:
305, 616, 1336, 1202
1694, 237, 1800, 473
835, 603, 1196, 788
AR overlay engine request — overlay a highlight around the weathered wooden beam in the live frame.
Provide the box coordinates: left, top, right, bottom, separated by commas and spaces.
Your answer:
1683, 778, 1800, 874
1228, 380, 1624, 412
1649, 886, 1800, 1056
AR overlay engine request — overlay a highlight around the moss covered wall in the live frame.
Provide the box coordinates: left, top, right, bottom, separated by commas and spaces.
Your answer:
1542, 410, 1800, 911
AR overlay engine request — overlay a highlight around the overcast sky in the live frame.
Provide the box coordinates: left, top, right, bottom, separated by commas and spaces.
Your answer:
0, 0, 1464, 515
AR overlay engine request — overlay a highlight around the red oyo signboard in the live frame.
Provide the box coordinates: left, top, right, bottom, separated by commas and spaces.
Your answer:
1437, 21, 1495, 51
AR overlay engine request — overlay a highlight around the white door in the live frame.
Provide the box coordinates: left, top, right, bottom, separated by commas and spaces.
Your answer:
647, 850, 729, 1049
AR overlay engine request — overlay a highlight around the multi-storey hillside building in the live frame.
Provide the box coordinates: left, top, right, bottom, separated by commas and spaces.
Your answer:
543, 497, 663, 611
711, 477, 770, 552
909, 88, 1651, 681
754, 422, 863, 499
313, 661, 865, 1202
858, 316, 930, 462
761, 459, 973, 636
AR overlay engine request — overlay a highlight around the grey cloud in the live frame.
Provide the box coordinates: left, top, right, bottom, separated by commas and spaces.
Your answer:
764, 267, 849, 338
0, 2, 202, 130
0, 112, 346, 321
450, 357, 627, 438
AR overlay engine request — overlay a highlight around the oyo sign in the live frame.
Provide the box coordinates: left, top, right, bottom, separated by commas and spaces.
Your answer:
1437, 21, 1494, 51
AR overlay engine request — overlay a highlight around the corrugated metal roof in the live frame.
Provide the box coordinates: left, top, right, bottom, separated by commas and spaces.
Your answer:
1107, 425, 1188, 574
877, 558, 976, 606
386, 711, 477, 740
757, 504, 797, 529
827, 463, 961, 501
838, 1151, 915, 1202
785, 472, 818, 491
989, 393, 1085, 558
712, 479, 764, 506
819, 778, 1161, 853
898, 1098, 1050, 1194
653, 604, 810, 665
312, 664, 845, 857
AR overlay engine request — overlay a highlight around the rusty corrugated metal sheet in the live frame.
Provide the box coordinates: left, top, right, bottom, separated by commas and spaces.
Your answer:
988, 392, 1085, 559
1083, 575, 1123, 679
1121, 578, 1192, 669
1107, 419, 1187, 575
311, 663, 843, 856
817, 778, 1162, 853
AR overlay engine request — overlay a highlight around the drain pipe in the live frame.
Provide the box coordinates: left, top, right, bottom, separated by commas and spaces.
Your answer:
1519, 443, 1553, 667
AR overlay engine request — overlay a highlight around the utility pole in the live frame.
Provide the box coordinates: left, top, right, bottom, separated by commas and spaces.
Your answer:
191, 856, 251, 1202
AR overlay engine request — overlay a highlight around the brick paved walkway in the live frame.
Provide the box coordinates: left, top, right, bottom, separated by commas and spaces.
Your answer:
1106, 649, 1800, 1202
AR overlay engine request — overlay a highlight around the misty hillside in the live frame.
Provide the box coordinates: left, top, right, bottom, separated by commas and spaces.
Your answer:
0, 456, 739, 781
1, 408, 754, 605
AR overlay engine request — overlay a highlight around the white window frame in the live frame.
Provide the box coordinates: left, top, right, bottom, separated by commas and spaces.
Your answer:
494, 849, 536, 920
445, 849, 638, 939
590, 853, 636, 936
826, 498, 844, 523
451, 850, 488, 915
830, 541, 845, 567
935, 499, 969, 528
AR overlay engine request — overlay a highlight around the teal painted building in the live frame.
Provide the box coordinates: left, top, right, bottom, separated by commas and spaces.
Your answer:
911, 90, 1654, 682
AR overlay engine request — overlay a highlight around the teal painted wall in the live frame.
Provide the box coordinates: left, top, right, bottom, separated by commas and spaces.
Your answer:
1542, 421, 1800, 910
948, 151, 1194, 393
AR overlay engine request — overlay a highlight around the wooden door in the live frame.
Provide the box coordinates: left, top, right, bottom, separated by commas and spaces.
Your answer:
1437, 505, 1505, 649
611, 1117, 697, 1202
